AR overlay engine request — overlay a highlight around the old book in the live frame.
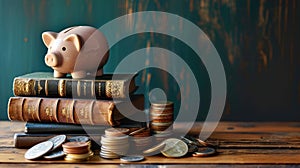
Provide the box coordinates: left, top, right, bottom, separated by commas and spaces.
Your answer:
13, 72, 137, 99
25, 119, 146, 134
8, 95, 144, 126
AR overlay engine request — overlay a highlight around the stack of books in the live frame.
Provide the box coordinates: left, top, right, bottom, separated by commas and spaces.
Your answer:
7, 72, 146, 148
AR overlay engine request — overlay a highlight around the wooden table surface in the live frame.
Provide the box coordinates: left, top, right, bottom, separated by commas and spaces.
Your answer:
1, 121, 300, 167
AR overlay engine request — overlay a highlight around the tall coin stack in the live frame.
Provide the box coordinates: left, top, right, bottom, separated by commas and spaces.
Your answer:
129, 128, 152, 153
62, 141, 92, 161
150, 101, 174, 142
100, 128, 130, 159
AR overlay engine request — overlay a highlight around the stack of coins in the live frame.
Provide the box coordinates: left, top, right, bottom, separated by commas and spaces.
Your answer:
129, 127, 152, 153
62, 142, 92, 161
68, 136, 92, 150
150, 101, 174, 142
100, 128, 130, 159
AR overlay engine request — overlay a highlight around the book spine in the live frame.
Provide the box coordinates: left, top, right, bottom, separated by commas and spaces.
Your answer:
8, 97, 118, 126
13, 78, 126, 98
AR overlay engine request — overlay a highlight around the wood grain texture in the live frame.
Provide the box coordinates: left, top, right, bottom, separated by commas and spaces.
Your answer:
1, 121, 300, 166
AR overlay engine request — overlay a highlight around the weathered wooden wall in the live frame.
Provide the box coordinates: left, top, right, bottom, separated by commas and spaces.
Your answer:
0, 0, 299, 121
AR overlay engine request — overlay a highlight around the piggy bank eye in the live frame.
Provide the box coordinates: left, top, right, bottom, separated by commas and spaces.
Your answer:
62, 47, 66, 51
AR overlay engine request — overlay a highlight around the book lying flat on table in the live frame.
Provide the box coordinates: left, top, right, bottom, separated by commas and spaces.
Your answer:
24, 118, 146, 134
13, 72, 138, 99
8, 95, 144, 126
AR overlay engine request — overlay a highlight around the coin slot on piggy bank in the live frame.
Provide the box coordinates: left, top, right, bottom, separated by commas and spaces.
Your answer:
42, 26, 109, 79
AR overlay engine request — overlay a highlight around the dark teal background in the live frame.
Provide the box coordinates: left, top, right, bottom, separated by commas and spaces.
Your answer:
1, 0, 299, 121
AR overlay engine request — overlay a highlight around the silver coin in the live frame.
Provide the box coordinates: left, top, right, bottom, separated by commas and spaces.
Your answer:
68, 136, 90, 142
25, 141, 53, 160
120, 155, 144, 162
44, 150, 65, 159
48, 135, 67, 151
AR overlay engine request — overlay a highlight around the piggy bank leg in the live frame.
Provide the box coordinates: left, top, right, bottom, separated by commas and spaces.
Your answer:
96, 69, 103, 76
71, 71, 87, 79
54, 70, 66, 78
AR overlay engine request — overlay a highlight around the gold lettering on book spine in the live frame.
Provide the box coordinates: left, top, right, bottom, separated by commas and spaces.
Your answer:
62, 107, 70, 122
45, 80, 49, 96
91, 81, 95, 97
45, 107, 53, 122
83, 82, 87, 96
58, 80, 66, 97
37, 80, 43, 95
106, 81, 123, 98
14, 79, 36, 96
27, 105, 37, 120
98, 82, 102, 97
79, 108, 88, 119
77, 81, 81, 97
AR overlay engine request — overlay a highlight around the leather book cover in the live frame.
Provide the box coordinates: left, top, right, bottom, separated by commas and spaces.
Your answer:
8, 95, 144, 126
13, 72, 138, 99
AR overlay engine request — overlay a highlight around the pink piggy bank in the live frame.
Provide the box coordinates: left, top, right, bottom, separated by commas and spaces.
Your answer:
42, 26, 109, 78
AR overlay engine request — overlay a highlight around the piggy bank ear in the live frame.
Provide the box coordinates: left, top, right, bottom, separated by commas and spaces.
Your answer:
64, 34, 81, 52
42, 32, 57, 48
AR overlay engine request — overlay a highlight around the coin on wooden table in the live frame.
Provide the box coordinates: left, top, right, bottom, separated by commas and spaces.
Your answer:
24, 141, 53, 160
192, 147, 216, 157
44, 150, 65, 159
48, 135, 66, 151
143, 142, 165, 154
161, 138, 188, 158
120, 155, 144, 162
105, 128, 130, 137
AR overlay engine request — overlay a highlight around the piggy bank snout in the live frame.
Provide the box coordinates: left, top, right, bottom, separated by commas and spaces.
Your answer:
45, 53, 60, 67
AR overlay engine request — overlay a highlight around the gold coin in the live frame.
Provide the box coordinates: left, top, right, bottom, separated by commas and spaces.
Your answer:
161, 138, 188, 157
66, 152, 91, 159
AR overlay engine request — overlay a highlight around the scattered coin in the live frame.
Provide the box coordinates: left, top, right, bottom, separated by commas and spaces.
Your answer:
143, 142, 165, 154
44, 150, 65, 159
192, 147, 216, 157
161, 138, 188, 158
120, 155, 145, 162
187, 144, 199, 153
24, 141, 53, 160
48, 135, 66, 151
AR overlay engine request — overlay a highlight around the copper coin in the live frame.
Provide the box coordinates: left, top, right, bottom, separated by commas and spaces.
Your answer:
62, 141, 88, 149
62, 142, 89, 154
